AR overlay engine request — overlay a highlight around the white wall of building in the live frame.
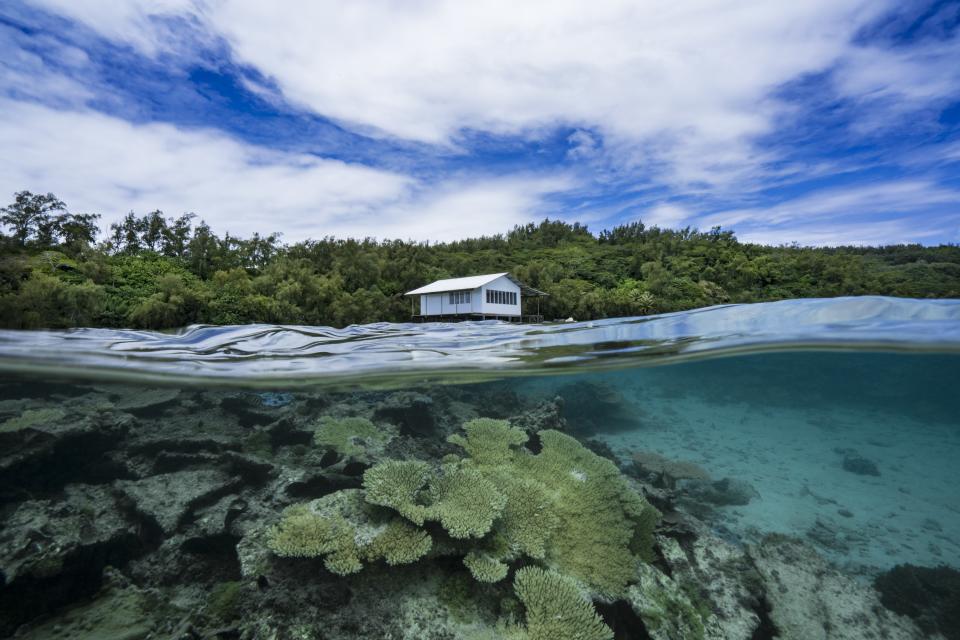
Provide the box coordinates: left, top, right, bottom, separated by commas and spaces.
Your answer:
478, 275, 521, 316
417, 275, 522, 317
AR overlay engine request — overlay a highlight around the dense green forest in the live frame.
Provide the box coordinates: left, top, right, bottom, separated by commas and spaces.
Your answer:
1, 190, 958, 330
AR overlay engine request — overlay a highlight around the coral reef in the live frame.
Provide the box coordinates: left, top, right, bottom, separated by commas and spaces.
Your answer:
512, 567, 613, 640
264, 417, 660, 637
266, 489, 432, 575
1, 379, 947, 640
312, 415, 396, 462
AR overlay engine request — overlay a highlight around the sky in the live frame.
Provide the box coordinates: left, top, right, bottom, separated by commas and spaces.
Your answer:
1, 1, 959, 246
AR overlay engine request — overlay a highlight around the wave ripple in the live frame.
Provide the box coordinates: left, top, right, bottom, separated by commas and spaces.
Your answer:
1, 296, 958, 387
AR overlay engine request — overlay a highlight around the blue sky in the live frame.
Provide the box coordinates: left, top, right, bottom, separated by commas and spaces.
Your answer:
1, 1, 959, 245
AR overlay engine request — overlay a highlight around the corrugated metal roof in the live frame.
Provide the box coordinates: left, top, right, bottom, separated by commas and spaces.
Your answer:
405, 273, 508, 295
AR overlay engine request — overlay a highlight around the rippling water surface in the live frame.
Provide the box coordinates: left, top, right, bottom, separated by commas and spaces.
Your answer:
1, 295, 958, 386
0, 297, 958, 639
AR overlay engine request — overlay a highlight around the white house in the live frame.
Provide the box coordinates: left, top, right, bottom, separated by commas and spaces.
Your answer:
404, 273, 546, 322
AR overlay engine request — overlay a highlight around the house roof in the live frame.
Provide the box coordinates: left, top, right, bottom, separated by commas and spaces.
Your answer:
404, 272, 547, 296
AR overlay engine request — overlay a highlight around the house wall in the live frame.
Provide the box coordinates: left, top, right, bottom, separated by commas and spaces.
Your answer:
417, 275, 521, 317
420, 291, 479, 315
479, 275, 521, 316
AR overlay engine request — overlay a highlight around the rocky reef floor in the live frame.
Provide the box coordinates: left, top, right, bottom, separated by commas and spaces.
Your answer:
0, 377, 956, 639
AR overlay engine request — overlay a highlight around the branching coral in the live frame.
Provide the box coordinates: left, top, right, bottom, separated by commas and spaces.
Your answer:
425, 466, 507, 539
463, 549, 509, 583
266, 417, 659, 637
447, 417, 527, 465
452, 420, 660, 599
362, 459, 432, 524
312, 416, 395, 461
512, 567, 613, 640
266, 489, 432, 575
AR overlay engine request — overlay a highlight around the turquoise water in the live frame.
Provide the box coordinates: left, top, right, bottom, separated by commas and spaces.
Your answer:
0, 297, 958, 639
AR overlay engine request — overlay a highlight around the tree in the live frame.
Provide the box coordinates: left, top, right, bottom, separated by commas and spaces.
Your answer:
142, 210, 168, 252
162, 213, 195, 258
58, 213, 101, 254
1, 191, 67, 246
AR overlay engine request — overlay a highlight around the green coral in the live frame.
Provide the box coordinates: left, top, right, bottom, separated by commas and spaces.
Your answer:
266, 504, 351, 559
463, 549, 509, 583
447, 417, 528, 465
364, 460, 506, 539
312, 416, 395, 461
365, 518, 432, 566
425, 466, 506, 539
268, 417, 660, 638
452, 420, 659, 598
266, 489, 432, 575
512, 567, 613, 640
363, 459, 432, 524
0, 407, 67, 433
520, 429, 656, 598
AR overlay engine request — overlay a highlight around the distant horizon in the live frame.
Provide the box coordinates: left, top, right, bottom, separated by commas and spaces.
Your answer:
2, 2, 959, 246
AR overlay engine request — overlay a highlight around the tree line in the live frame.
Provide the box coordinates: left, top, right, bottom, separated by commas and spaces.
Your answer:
1, 190, 958, 330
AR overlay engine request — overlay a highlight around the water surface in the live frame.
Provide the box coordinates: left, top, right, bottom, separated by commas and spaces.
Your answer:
0, 296, 957, 639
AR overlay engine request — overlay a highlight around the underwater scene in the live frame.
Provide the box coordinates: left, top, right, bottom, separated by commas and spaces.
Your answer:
0, 297, 958, 640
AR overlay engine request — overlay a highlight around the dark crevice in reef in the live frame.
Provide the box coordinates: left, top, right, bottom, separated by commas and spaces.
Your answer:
319, 449, 341, 467
222, 452, 274, 485
0, 534, 143, 637
525, 430, 543, 454
0, 433, 133, 506
749, 594, 779, 640
596, 599, 652, 640
219, 397, 278, 428
286, 473, 361, 498
181, 534, 243, 582
269, 419, 313, 447
129, 438, 231, 456
341, 461, 368, 477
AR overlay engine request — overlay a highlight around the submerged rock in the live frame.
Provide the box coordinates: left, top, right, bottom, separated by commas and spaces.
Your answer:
0, 484, 135, 585
837, 449, 880, 476
512, 396, 567, 433
0, 485, 141, 636
684, 477, 760, 506
874, 564, 960, 640
749, 536, 932, 640
110, 388, 181, 416
555, 380, 638, 433
0, 410, 133, 504
632, 450, 710, 489
656, 530, 763, 639
114, 469, 240, 536
11, 568, 157, 640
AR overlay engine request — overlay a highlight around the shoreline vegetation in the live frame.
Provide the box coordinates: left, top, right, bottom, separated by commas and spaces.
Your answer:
1, 190, 958, 330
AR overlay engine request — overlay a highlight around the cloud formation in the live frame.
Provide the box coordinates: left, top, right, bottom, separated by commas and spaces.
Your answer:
0, 99, 572, 242
3, 0, 959, 245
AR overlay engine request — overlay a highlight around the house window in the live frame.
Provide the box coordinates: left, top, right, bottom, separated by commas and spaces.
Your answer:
485, 289, 517, 305
448, 291, 470, 305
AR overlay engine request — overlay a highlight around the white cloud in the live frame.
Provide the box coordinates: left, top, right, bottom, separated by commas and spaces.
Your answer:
24, 0, 908, 192
0, 100, 568, 242
27, 0, 201, 55
832, 37, 960, 134
11, 1, 960, 245
701, 179, 960, 245
643, 203, 691, 228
